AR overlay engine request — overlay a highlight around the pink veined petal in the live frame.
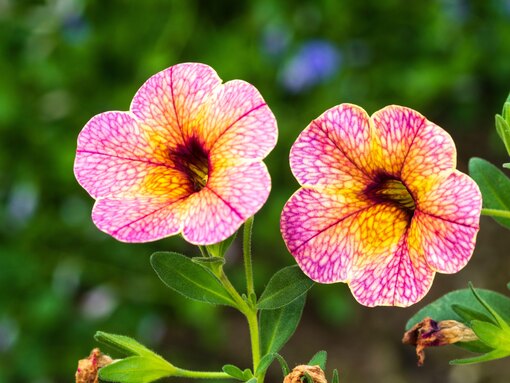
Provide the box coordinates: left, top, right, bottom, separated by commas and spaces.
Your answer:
130, 63, 222, 148
75, 111, 188, 199
371, 106, 456, 190
92, 195, 189, 243
182, 161, 271, 245
290, 104, 374, 191
349, 219, 436, 307
411, 210, 479, 274
280, 187, 372, 283
197, 80, 277, 163
370, 105, 428, 177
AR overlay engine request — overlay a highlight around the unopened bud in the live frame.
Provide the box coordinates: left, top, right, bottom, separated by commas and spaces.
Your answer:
402, 317, 478, 366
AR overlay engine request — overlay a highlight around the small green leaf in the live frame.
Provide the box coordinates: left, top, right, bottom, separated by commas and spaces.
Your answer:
469, 157, 510, 229
471, 320, 510, 350
406, 287, 510, 330
495, 115, 510, 154
274, 353, 290, 376
331, 369, 339, 383
452, 304, 492, 323
260, 294, 306, 355
151, 252, 235, 306
243, 369, 254, 380
307, 350, 327, 370
222, 364, 246, 381
303, 372, 313, 383
191, 256, 225, 274
95, 332, 156, 358
469, 283, 510, 330
450, 349, 510, 365
255, 353, 276, 375
245, 378, 257, 383
206, 231, 237, 257
99, 356, 174, 383
503, 163, 510, 169
257, 265, 314, 310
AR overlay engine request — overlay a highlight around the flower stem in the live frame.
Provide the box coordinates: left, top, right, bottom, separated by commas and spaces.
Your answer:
246, 307, 261, 374
243, 216, 255, 299
481, 208, 510, 219
174, 368, 231, 380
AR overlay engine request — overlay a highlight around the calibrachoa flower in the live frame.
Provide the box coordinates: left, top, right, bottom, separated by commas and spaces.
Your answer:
74, 63, 277, 244
281, 104, 481, 307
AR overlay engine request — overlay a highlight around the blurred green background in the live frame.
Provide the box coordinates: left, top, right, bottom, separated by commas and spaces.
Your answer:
2, 0, 510, 382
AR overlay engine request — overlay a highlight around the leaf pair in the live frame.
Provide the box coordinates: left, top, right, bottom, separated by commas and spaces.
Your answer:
95, 332, 176, 383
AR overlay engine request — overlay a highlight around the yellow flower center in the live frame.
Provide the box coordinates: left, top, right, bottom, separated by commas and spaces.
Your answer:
170, 137, 210, 192
366, 178, 415, 211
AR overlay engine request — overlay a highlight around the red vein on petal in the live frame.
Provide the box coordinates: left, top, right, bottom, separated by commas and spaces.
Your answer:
205, 186, 244, 220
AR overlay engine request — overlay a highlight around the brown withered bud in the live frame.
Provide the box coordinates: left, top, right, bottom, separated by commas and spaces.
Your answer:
402, 317, 478, 366
283, 365, 328, 383
75, 348, 113, 383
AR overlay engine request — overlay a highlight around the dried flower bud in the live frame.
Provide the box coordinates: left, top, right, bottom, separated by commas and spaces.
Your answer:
75, 348, 113, 383
402, 317, 478, 366
284, 365, 327, 383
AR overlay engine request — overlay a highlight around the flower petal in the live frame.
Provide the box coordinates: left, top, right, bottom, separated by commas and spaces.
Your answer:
411, 210, 479, 274
182, 162, 271, 244
371, 105, 456, 188
92, 195, 188, 242
289, 104, 374, 191
349, 219, 436, 307
75, 111, 189, 198
199, 80, 277, 162
280, 187, 372, 282
130, 63, 222, 148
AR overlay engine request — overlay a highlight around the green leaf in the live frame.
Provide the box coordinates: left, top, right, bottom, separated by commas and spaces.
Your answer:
245, 378, 257, 383
468, 283, 510, 330
469, 157, 510, 229
450, 349, 510, 365
274, 353, 290, 376
255, 353, 276, 376
496, 114, 510, 155
222, 364, 246, 380
151, 252, 235, 306
452, 304, 493, 323
406, 287, 510, 330
257, 265, 314, 310
260, 293, 306, 355
331, 369, 339, 383
99, 356, 175, 383
206, 231, 237, 257
95, 332, 157, 358
471, 320, 510, 350
307, 350, 327, 370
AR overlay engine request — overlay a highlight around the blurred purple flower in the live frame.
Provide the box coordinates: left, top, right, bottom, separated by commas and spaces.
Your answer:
280, 40, 341, 94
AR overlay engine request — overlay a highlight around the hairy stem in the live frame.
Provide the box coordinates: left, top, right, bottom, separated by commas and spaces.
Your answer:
243, 216, 255, 299
174, 368, 231, 380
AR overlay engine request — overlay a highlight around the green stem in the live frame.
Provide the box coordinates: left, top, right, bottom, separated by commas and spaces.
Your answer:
217, 268, 261, 379
175, 368, 231, 380
198, 245, 208, 257
243, 216, 255, 299
246, 307, 261, 374
481, 208, 510, 219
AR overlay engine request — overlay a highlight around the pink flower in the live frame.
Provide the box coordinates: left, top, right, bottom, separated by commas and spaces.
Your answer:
281, 104, 481, 307
74, 63, 277, 244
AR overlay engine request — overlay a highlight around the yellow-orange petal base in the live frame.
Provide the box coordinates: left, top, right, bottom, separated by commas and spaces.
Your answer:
280, 104, 481, 307
74, 63, 277, 244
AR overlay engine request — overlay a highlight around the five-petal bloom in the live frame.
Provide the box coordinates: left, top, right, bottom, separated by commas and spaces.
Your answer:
281, 104, 481, 307
74, 63, 277, 244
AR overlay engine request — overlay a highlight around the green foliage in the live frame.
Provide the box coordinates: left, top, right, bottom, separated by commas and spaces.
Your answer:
150, 252, 235, 306
257, 265, 314, 310
95, 332, 176, 383
222, 364, 253, 381
469, 157, 510, 228
99, 356, 175, 383
260, 294, 306, 355
307, 350, 327, 370
255, 353, 277, 376
206, 232, 238, 258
